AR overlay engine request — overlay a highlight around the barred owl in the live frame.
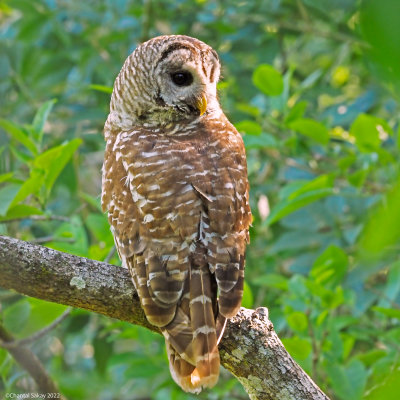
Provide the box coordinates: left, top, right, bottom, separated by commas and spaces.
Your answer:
101, 35, 251, 393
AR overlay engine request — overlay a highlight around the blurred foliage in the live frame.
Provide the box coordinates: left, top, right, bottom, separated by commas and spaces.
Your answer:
1, 0, 400, 399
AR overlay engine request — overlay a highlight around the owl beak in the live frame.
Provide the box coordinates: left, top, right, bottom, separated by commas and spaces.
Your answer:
196, 95, 207, 116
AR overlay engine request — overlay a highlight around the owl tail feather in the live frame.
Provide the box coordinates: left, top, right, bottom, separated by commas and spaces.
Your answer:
163, 266, 221, 393
166, 342, 220, 394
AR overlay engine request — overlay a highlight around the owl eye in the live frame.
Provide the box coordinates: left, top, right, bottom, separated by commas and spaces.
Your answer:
171, 71, 193, 86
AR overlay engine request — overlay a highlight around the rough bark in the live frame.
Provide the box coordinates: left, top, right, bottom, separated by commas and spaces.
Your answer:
0, 235, 330, 400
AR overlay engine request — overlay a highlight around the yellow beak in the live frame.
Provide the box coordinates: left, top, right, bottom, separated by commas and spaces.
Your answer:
196, 95, 207, 116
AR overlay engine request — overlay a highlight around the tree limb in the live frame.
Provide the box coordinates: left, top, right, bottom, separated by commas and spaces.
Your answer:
0, 235, 330, 400
0, 324, 65, 399
0, 308, 71, 349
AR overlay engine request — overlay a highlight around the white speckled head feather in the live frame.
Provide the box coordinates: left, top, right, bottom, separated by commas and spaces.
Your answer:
108, 35, 221, 130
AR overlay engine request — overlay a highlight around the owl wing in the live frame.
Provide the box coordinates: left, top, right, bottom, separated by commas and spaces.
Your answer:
103, 128, 195, 329
189, 119, 252, 319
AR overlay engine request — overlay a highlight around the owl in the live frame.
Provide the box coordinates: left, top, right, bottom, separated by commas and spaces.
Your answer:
101, 35, 252, 393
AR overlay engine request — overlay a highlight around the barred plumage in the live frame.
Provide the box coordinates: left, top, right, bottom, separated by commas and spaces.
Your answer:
101, 35, 251, 393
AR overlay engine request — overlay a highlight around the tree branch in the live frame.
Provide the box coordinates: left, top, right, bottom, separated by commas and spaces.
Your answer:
0, 308, 71, 349
0, 235, 330, 400
0, 324, 65, 398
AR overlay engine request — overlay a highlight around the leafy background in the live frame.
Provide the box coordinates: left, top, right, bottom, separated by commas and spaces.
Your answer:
1, 0, 400, 399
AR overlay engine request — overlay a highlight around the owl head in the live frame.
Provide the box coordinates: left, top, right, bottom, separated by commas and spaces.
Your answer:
108, 35, 221, 129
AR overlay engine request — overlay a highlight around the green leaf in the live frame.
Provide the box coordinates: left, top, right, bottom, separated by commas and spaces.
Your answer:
358, 177, 400, 258
125, 359, 164, 379
286, 311, 308, 332
32, 99, 57, 143
306, 281, 345, 309
235, 120, 262, 136
365, 368, 400, 400
311, 245, 348, 287
289, 118, 330, 145
0, 204, 44, 221
380, 261, 400, 307
316, 310, 329, 326
252, 64, 284, 96
356, 349, 387, 367
9, 169, 44, 208
108, 352, 138, 368
33, 138, 82, 194
0, 119, 37, 155
285, 100, 308, 123
265, 175, 334, 225
79, 192, 103, 212
338, 154, 356, 170
89, 244, 113, 262
93, 335, 113, 375
348, 169, 368, 187
0, 172, 13, 184
300, 69, 323, 90
252, 273, 288, 290
47, 215, 89, 257
243, 132, 278, 149
325, 360, 367, 400
86, 213, 114, 244
0, 184, 21, 216
19, 298, 67, 336
269, 68, 291, 113
288, 275, 308, 298
10, 145, 34, 164
372, 307, 400, 320
282, 337, 312, 360
0, 348, 7, 368
0, 2, 12, 13
360, 0, 400, 89
349, 113, 392, 152
342, 333, 355, 361
3, 299, 31, 334
89, 84, 113, 94
398, 125, 400, 151
242, 280, 254, 309
288, 174, 334, 200
235, 103, 260, 117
